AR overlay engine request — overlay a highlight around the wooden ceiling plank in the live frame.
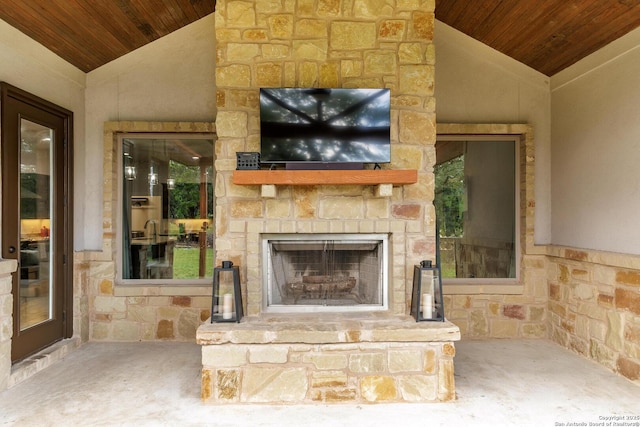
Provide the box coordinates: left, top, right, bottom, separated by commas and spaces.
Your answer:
73, 0, 153, 52
526, 1, 640, 74
55, 0, 129, 61
0, 0, 103, 71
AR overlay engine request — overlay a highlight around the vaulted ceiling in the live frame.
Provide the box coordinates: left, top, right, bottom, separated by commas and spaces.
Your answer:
436, 0, 640, 76
0, 1, 639, 76
0, 0, 216, 73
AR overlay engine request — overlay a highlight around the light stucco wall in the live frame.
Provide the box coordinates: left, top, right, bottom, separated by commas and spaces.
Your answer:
82, 14, 216, 251
0, 19, 86, 248
433, 20, 551, 245
551, 26, 640, 255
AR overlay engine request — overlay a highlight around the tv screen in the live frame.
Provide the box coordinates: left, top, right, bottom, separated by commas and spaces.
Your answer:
260, 88, 391, 165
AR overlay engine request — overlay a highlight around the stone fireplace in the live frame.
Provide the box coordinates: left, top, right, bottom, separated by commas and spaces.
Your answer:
196, 0, 460, 404
262, 233, 388, 313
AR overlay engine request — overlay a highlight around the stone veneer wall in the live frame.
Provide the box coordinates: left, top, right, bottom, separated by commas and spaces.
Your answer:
0, 260, 17, 391
214, 0, 437, 316
547, 246, 640, 383
199, 317, 459, 403
79, 121, 215, 342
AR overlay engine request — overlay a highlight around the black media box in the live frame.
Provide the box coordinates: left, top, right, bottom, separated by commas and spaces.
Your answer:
236, 152, 261, 170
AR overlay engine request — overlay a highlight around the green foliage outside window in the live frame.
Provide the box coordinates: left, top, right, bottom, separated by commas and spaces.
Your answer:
434, 156, 464, 238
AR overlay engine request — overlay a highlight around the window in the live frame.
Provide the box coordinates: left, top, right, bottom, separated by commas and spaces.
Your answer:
435, 136, 519, 282
119, 133, 215, 282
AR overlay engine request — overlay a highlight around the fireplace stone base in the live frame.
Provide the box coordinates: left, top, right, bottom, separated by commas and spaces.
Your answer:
197, 314, 460, 404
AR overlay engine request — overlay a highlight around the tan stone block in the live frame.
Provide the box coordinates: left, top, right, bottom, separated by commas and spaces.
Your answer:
249, 345, 289, 364
299, 61, 318, 87
293, 40, 328, 61
202, 345, 247, 367
216, 64, 251, 87
202, 368, 213, 401
503, 304, 526, 320
93, 296, 126, 313
398, 42, 423, 64
330, 22, 377, 50
349, 353, 385, 373
360, 376, 397, 402
227, 1, 256, 28
399, 109, 435, 144
379, 20, 406, 40
242, 367, 308, 402
112, 320, 140, 340
319, 62, 339, 87
0, 318, 11, 342
255, 0, 282, 13
490, 319, 518, 338
243, 29, 268, 41
398, 65, 434, 96
311, 370, 348, 388
256, 63, 282, 87
319, 197, 364, 219
374, 184, 393, 198
530, 306, 545, 322
354, 0, 393, 17
438, 358, 455, 401
265, 198, 290, 217
409, 11, 434, 41
217, 369, 241, 401
364, 51, 397, 75
226, 43, 259, 61
91, 322, 109, 340
293, 187, 318, 218
389, 350, 422, 373
156, 319, 174, 339
216, 28, 241, 43
262, 44, 290, 59
230, 200, 263, 218
99, 279, 113, 295
522, 323, 547, 338
616, 356, 640, 381
470, 310, 489, 336
616, 288, 640, 315
398, 374, 437, 401
391, 145, 423, 170
178, 309, 199, 340
301, 353, 348, 371
341, 59, 362, 78
606, 311, 624, 351
311, 387, 357, 402
295, 19, 327, 38
317, 0, 340, 16
216, 111, 248, 138
365, 198, 389, 219
268, 14, 293, 38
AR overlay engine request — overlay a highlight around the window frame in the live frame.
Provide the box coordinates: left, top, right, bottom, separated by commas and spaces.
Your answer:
435, 130, 527, 294
115, 131, 216, 286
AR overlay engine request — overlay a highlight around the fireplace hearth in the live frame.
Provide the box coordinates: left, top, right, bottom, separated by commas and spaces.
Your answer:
261, 233, 388, 313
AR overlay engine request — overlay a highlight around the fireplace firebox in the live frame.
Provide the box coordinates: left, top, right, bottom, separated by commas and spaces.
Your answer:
261, 233, 388, 313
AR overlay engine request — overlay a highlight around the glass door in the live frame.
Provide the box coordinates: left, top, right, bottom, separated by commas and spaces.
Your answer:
1, 83, 73, 362
19, 119, 54, 329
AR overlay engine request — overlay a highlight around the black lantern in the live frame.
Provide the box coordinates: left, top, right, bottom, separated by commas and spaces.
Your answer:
211, 261, 244, 323
410, 260, 444, 322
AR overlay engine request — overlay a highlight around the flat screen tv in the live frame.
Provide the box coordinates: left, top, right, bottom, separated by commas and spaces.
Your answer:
260, 88, 391, 168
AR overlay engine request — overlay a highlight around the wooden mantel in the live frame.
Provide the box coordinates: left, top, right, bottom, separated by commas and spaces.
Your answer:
232, 169, 418, 186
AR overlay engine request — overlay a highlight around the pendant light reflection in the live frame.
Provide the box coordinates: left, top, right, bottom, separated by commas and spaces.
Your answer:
124, 153, 137, 180
167, 178, 175, 190
148, 165, 159, 186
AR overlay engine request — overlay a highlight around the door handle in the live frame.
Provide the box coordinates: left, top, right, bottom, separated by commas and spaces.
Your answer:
8, 246, 16, 254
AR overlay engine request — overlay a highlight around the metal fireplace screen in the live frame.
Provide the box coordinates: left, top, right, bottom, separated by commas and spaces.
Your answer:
262, 234, 388, 313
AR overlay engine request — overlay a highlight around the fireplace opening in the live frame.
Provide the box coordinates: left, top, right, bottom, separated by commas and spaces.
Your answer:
261, 233, 389, 313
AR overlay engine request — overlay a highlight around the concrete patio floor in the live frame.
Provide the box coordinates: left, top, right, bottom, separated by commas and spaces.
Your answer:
0, 339, 638, 426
